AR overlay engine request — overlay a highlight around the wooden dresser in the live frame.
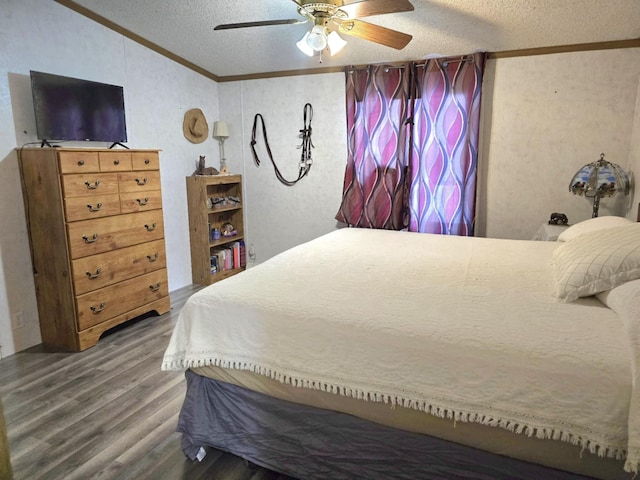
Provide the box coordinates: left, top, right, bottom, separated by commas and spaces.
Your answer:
18, 148, 171, 351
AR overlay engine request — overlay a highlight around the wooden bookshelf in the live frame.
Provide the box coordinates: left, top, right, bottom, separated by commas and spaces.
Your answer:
186, 174, 245, 285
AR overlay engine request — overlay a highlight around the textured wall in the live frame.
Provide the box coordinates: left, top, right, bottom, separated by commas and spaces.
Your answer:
220, 74, 347, 264
0, 0, 219, 356
477, 48, 640, 240
628, 75, 640, 216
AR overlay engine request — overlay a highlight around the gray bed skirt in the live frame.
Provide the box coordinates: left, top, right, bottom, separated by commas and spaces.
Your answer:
178, 369, 596, 480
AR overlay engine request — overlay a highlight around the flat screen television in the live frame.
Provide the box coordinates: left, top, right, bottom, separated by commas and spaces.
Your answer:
30, 70, 127, 144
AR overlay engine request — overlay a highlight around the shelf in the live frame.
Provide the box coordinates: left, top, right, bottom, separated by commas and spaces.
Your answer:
209, 267, 245, 283
208, 205, 242, 214
187, 174, 245, 286
209, 235, 244, 248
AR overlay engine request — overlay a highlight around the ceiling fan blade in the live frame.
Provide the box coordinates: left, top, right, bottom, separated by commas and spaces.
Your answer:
340, 0, 414, 18
338, 19, 412, 50
214, 19, 305, 30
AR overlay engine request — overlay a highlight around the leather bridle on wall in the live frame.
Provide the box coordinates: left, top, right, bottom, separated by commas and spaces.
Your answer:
250, 103, 314, 187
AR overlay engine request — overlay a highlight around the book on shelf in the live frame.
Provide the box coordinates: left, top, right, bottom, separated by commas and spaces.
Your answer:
211, 241, 247, 274
240, 240, 247, 268
232, 242, 240, 269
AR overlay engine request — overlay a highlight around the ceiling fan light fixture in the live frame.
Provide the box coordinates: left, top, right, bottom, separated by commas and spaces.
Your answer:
306, 24, 328, 52
327, 30, 347, 55
216, 0, 415, 60
296, 32, 315, 56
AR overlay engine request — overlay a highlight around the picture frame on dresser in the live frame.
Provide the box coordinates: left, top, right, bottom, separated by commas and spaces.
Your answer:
17, 148, 171, 352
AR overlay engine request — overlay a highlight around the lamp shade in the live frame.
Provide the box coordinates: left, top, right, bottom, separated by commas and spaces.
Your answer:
297, 22, 347, 57
212, 121, 229, 139
569, 153, 630, 217
327, 31, 347, 56
296, 32, 314, 57
307, 25, 328, 51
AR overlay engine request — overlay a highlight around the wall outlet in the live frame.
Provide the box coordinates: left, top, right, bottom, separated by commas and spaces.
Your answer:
12, 311, 24, 329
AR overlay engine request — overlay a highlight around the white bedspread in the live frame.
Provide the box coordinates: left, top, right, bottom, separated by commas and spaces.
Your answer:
162, 228, 636, 472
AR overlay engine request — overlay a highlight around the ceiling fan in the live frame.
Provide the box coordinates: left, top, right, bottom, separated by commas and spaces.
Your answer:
214, 0, 414, 58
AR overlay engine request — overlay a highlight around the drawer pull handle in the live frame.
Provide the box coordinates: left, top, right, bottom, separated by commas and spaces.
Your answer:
136, 197, 149, 206
85, 180, 100, 190
147, 252, 159, 262
114, 159, 120, 165
86, 267, 102, 279
144, 158, 150, 164
135, 177, 148, 186
82, 233, 99, 244
90, 302, 105, 314
87, 202, 102, 212
78, 160, 85, 166
149, 283, 161, 292
144, 223, 157, 232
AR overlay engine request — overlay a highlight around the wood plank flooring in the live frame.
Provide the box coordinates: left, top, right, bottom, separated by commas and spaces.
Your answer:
0, 285, 295, 480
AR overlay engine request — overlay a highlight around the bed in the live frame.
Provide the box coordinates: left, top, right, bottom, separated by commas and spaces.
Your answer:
162, 213, 640, 480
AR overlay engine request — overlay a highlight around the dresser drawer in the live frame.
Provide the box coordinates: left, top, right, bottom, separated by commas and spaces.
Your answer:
71, 239, 167, 294
132, 151, 160, 170
61, 173, 119, 198
58, 151, 100, 173
118, 171, 161, 193
99, 151, 132, 172
67, 211, 165, 259
64, 194, 121, 222
119, 190, 163, 213
76, 269, 169, 330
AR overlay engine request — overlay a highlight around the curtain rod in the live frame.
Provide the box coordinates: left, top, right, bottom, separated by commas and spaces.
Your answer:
345, 55, 474, 72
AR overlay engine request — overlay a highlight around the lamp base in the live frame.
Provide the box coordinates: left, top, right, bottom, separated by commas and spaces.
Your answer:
592, 195, 600, 218
220, 158, 229, 175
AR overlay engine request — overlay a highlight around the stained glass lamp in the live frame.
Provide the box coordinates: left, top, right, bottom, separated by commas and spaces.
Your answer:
569, 153, 630, 218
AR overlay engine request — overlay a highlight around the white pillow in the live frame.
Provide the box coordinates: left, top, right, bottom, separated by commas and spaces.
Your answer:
557, 216, 633, 242
596, 278, 640, 315
553, 223, 640, 302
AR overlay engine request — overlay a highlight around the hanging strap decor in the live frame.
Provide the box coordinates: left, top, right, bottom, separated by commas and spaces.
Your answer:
251, 103, 314, 186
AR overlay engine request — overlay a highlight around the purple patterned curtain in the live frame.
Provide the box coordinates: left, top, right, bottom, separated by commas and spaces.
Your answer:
336, 53, 485, 235
335, 65, 411, 229
408, 53, 484, 235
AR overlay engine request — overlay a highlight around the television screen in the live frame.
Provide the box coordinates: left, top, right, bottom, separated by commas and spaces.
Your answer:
30, 70, 127, 143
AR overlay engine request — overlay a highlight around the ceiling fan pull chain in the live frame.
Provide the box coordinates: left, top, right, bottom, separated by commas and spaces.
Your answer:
250, 103, 314, 187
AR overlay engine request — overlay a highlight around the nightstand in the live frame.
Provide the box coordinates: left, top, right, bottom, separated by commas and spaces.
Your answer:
532, 223, 569, 241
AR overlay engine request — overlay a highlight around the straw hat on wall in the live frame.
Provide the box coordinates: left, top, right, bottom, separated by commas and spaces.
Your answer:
183, 108, 209, 144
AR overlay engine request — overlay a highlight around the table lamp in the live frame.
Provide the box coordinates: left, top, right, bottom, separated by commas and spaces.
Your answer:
213, 121, 229, 174
569, 153, 630, 217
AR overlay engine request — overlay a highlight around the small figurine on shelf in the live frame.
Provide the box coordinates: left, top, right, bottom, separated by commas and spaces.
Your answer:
191, 155, 219, 176
221, 222, 237, 237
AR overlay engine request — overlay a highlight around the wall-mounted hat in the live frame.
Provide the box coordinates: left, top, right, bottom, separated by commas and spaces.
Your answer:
183, 108, 209, 144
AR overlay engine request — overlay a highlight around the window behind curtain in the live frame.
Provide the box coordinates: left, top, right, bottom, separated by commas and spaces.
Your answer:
336, 53, 485, 235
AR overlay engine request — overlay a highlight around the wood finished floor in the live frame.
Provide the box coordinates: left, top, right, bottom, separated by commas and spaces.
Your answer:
0, 285, 296, 480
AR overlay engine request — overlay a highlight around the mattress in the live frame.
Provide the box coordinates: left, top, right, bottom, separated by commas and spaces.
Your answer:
163, 227, 638, 476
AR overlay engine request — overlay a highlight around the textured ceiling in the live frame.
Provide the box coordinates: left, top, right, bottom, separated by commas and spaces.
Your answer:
64, 0, 640, 79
